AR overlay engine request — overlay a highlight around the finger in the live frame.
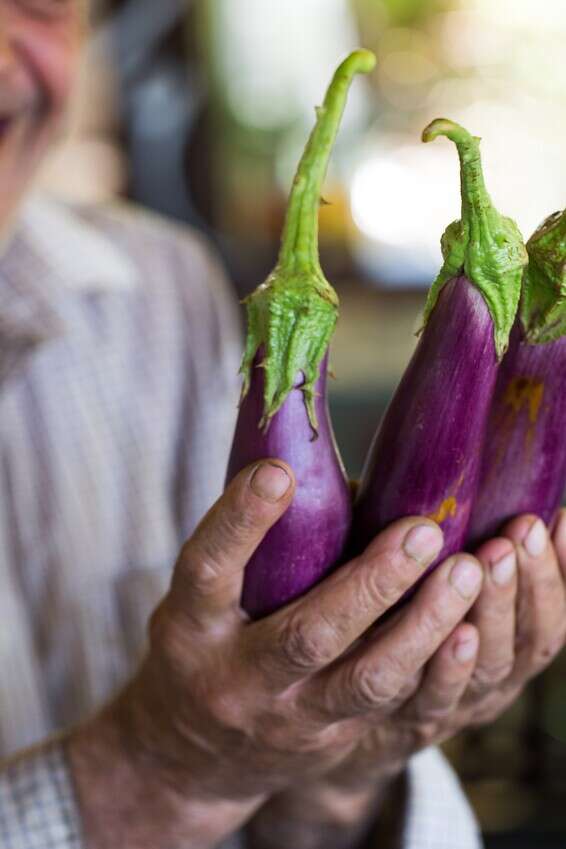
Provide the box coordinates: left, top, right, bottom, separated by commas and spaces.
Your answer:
467, 538, 517, 695
304, 553, 483, 718
403, 623, 479, 724
504, 515, 566, 684
170, 461, 295, 627
249, 518, 444, 687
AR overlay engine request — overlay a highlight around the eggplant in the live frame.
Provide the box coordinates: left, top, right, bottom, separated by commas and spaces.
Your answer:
351, 119, 526, 585
469, 209, 566, 546
226, 50, 376, 619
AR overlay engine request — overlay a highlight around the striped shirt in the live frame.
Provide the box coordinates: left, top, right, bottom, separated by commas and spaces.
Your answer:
0, 197, 482, 848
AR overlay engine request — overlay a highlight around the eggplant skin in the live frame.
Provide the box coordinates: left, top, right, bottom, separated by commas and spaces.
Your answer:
226, 353, 352, 619
468, 327, 566, 547
351, 275, 498, 588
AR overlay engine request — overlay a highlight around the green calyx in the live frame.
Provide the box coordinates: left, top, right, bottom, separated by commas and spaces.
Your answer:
521, 209, 566, 344
240, 49, 376, 435
421, 119, 527, 358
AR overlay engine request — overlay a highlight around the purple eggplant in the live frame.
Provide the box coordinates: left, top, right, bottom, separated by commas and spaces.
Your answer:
226, 50, 376, 619
229, 351, 351, 617
351, 119, 526, 582
469, 209, 566, 546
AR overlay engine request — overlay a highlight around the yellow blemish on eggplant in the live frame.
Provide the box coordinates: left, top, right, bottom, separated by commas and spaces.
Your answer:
428, 496, 458, 525
503, 376, 544, 425
495, 375, 545, 462
427, 473, 465, 525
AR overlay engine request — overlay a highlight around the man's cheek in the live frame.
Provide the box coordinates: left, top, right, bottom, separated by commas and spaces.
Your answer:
21, 22, 82, 119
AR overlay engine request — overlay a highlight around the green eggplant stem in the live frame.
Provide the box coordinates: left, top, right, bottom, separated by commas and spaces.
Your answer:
241, 49, 376, 435
278, 49, 376, 275
422, 119, 489, 239
521, 209, 566, 344
421, 118, 527, 358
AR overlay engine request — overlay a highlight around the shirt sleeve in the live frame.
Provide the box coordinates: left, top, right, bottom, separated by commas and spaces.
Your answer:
0, 743, 480, 849
401, 747, 482, 849
0, 742, 83, 848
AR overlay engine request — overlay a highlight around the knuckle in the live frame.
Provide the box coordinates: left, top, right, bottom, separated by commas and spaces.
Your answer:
278, 613, 337, 672
472, 661, 514, 690
186, 557, 222, 597
206, 688, 246, 732
354, 666, 387, 711
186, 505, 259, 587
220, 502, 259, 542
358, 555, 407, 611
426, 599, 451, 634
413, 601, 449, 648
352, 661, 400, 712
147, 597, 208, 670
418, 702, 454, 723
177, 538, 222, 597
147, 599, 197, 662
397, 671, 423, 702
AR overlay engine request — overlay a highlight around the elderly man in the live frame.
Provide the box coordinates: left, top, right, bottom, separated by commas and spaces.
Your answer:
1, 3, 566, 848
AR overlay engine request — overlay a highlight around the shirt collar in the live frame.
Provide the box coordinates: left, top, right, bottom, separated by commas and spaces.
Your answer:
0, 195, 138, 382
14, 196, 138, 294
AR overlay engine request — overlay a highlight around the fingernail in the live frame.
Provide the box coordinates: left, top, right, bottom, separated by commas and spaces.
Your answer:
250, 463, 291, 503
491, 552, 516, 587
450, 558, 483, 600
524, 519, 547, 558
454, 634, 479, 664
403, 524, 443, 564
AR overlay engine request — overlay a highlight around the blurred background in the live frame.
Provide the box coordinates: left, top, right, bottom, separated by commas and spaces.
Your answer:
38, 0, 566, 845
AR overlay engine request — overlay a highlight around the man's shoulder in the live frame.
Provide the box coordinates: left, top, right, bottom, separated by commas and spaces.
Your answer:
19, 195, 231, 307
74, 199, 213, 267
74, 199, 228, 299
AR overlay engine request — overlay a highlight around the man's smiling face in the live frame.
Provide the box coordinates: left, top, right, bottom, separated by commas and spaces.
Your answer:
0, 0, 82, 234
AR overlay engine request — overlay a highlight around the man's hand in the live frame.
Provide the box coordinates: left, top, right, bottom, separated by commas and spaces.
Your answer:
319, 510, 566, 775
69, 459, 489, 848
248, 511, 566, 849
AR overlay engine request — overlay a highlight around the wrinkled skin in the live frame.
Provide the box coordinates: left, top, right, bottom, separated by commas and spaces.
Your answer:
302, 518, 564, 787
70, 461, 566, 848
